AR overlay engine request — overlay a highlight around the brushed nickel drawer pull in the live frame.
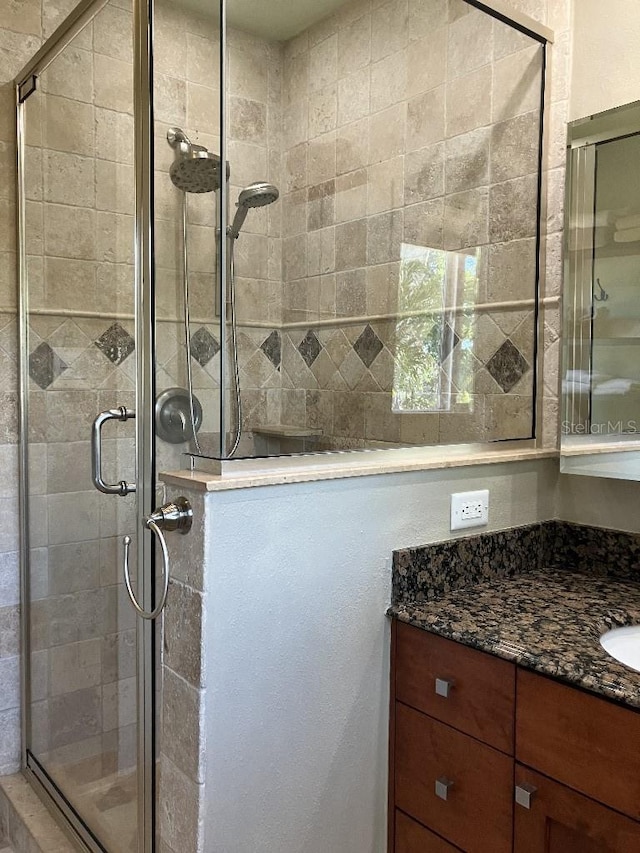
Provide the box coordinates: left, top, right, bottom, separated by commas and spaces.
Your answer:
435, 777, 454, 801
515, 783, 537, 809
435, 678, 455, 698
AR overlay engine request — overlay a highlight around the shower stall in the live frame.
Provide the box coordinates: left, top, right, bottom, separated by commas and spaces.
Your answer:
12, 0, 549, 849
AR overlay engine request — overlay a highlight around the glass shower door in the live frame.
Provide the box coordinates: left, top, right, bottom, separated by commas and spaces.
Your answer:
17, 0, 155, 850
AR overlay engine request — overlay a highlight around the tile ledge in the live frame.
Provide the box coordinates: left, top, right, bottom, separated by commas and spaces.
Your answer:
160, 446, 558, 493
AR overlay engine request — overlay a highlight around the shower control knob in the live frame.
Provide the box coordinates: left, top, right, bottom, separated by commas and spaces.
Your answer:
145, 496, 193, 534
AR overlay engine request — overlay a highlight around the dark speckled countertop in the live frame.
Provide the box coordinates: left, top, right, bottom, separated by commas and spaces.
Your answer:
389, 523, 640, 709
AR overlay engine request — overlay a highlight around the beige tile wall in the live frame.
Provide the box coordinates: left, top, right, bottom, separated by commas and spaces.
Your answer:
0, 0, 570, 780
271, 0, 552, 450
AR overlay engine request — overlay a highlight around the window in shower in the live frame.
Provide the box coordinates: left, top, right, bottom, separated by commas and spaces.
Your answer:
392, 244, 479, 414
152, 0, 547, 461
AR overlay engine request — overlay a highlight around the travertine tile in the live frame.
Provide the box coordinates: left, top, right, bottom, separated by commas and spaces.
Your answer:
403, 198, 443, 249
0, 31, 41, 83
405, 143, 444, 204
229, 95, 265, 145
94, 54, 133, 114
229, 37, 267, 102
43, 151, 95, 208
309, 86, 338, 138
42, 95, 94, 157
367, 156, 404, 214
309, 33, 338, 93
447, 5, 493, 78
445, 127, 490, 194
0, 708, 19, 774
93, 3, 133, 63
335, 169, 367, 223
102, 675, 136, 731
0, 656, 18, 712
160, 754, 205, 852
489, 174, 538, 243
370, 50, 407, 113
162, 667, 204, 782
164, 579, 204, 687
95, 108, 134, 164
154, 74, 187, 126
406, 86, 445, 151
367, 209, 403, 265
443, 187, 489, 251
96, 211, 135, 265
48, 687, 102, 750
446, 65, 491, 138
407, 26, 447, 97
492, 45, 543, 122
49, 638, 101, 696
488, 238, 537, 303
338, 10, 371, 78
371, 0, 407, 62
95, 160, 135, 215
337, 66, 370, 127
335, 219, 367, 271
337, 116, 369, 175
408, 0, 447, 41
491, 110, 539, 183
44, 204, 95, 261
308, 131, 336, 186
0, 554, 19, 609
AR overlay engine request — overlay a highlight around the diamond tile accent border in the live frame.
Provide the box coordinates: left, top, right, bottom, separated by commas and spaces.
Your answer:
28, 342, 68, 389
486, 339, 529, 393
190, 326, 220, 367
95, 322, 135, 365
439, 323, 460, 364
353, 324, 383, 368
260, 330, 281, 369
298, 329, 321, 367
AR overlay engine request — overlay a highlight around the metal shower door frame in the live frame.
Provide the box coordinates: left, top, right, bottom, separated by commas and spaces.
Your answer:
14, 0, 157, 849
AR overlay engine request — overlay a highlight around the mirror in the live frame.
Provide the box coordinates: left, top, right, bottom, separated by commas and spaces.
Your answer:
561, 100, 640, 480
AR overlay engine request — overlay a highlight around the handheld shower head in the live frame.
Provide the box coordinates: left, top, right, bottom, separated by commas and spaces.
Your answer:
228, 182, 280, 239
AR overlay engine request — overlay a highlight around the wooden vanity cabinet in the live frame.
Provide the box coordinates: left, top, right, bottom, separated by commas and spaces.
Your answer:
514, 766, 640, 853
389, 620, 640, 853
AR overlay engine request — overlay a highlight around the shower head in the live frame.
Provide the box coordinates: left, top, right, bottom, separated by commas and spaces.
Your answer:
228, 182, 280, 239
167, 127, 226, 193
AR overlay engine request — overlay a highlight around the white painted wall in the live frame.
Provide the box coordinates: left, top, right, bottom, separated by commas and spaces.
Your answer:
558, 472, 640, 532
570, 0, 640, 120
199, 460, 558, 852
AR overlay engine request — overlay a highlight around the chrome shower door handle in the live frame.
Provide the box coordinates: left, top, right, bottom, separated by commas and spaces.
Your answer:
91, 407, 136, 496
122, 497, 193, 620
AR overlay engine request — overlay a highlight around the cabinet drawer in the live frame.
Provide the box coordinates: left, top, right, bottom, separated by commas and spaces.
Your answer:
395, 702, 513, 853
514, 765, 640, 852
517, 669, 640, 819
394, 621, 515, 753
395, 811, 460, 852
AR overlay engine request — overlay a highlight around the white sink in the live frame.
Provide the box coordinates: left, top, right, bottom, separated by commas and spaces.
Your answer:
600, 626, 640, 672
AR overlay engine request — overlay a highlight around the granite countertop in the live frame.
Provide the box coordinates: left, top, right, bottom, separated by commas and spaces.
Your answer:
390, 523, 640, 709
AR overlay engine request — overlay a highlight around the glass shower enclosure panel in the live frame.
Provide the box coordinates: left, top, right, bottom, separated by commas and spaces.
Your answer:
217, 0, 546, 460
20, 2, 147, 850
153, 0, 224, 467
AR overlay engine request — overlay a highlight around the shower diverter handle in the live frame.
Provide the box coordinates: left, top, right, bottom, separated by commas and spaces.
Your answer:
123, 497, 193, 620
91, 407, 136, 496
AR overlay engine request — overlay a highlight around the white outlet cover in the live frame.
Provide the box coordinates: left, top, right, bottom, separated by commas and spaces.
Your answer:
450, 489, 489, 531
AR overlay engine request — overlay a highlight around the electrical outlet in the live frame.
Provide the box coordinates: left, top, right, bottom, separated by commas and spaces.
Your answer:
450, 490, 489, 531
